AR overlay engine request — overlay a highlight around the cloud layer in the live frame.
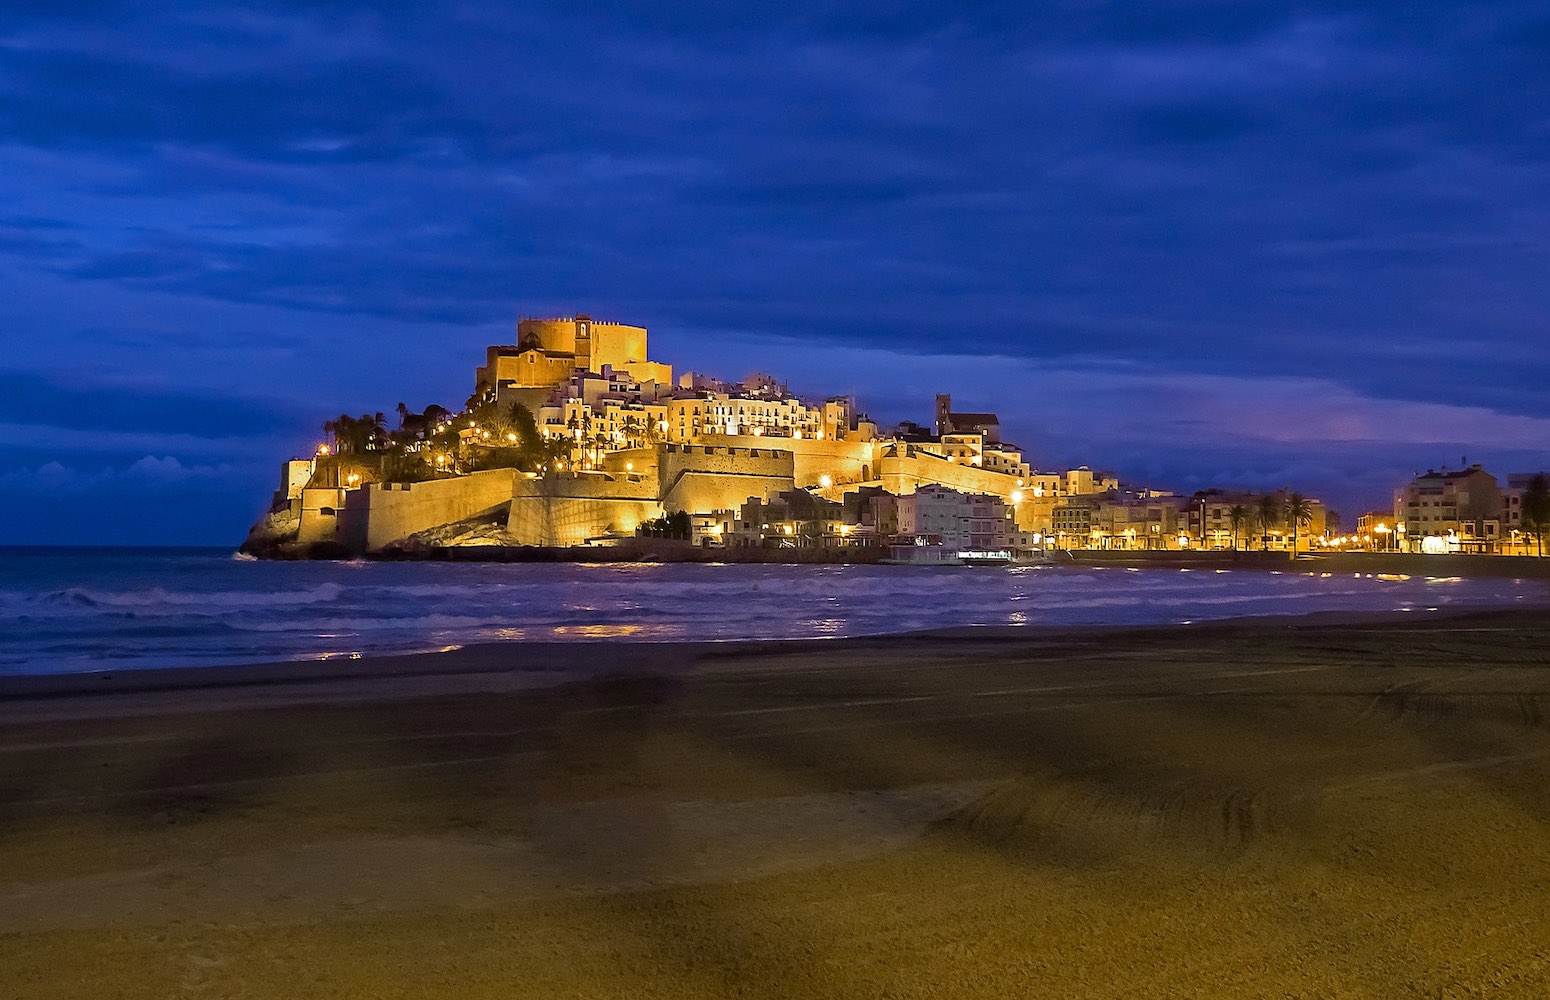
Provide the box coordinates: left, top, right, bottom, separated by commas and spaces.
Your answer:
2, 2, 1548, 541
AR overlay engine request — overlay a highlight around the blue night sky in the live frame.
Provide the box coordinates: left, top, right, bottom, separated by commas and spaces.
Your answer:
2, 2, 1548, 544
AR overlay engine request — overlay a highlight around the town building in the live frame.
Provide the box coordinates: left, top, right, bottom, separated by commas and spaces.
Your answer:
1394, 465, 1503, 553
734, 490, 854, 548
895, 485, 1008, 551
934, 394, 1001, 443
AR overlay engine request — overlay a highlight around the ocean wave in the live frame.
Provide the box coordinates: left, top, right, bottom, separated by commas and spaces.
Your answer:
37, 582, 347, 610
1, 556, 1545, 677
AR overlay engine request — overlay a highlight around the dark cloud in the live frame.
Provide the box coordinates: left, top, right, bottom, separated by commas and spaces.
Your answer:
0, 370, 300, 438
0, 0, 1547, 542
1132, 103, 1263, 145
0, 48, 453, 162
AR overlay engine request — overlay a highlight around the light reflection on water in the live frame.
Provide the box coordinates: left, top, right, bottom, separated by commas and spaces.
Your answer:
0, 548, 1546, 676
551, 623, 680, 639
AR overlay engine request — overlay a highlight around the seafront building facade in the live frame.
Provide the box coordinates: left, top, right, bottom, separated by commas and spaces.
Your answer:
1386, 465, 1550, 555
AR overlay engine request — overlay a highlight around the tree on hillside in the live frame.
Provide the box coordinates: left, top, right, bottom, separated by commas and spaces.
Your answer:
368, 411, 387, 449
323, 412, 388, 454
1256, 495, 1283, 552
509, 402, 567, 471
622, 414, 645, 449
1228, 504, 1248, 552
590, 431, 611, 469
1284, 493, 1315, 557
1523, 474, 1550, 557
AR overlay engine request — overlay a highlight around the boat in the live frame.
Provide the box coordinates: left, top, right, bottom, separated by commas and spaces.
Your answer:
954, 548, 1014, 566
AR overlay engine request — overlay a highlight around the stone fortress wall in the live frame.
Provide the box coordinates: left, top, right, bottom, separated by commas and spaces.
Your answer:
518, 316, 649, 374
507, 473, 660, 547
715, 435, 875, 489
338, 470, 518, 553
657, 444, 795, 514
878, 446, 1020, 500
333, 444, 799, 553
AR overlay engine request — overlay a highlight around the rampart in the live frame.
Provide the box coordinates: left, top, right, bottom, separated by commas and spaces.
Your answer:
878, 448, 1020, 500
508, 473, 660, 547
298, 487, 346, 545
716, 435, 875, 488
328, 443, 797, 553
340, 470, 518, 553
658, 444, 794, 514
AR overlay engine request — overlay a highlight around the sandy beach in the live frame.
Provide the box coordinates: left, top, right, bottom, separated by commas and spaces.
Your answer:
4, 608, 1550, 997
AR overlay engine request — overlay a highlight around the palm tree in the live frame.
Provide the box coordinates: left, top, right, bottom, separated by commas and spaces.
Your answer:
1284, 492, 1314, 557
1228, 504, 1248, 552
1256, 495, 1283, 552
622, 415, 644, 449
366, 411, 388, 451
323, 413, 359, 453
1523, 474, 1550, 557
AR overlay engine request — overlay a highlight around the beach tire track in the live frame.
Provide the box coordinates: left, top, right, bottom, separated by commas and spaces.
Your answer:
933, 770, 1282, 863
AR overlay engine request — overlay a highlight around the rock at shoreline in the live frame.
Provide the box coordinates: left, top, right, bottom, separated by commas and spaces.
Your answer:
238, 505, 303, 558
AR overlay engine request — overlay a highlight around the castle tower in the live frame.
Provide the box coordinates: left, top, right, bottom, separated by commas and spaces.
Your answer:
935, 394, 953, 437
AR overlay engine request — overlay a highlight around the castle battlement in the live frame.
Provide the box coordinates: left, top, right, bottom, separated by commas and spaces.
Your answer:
518, 314, 638, 329
662, 444, 778, 459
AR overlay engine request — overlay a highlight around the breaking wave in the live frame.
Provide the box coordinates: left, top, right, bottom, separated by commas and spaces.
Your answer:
0, 548, 1544, 676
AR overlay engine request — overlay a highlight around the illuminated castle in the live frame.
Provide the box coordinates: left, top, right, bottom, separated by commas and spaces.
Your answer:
279, 311, 1144, 555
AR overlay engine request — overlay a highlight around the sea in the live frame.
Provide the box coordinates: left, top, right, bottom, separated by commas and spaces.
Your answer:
0, 547, 1545, 677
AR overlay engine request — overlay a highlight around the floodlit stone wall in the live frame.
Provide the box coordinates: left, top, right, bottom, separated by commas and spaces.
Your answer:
516, 317, 579, 355
481, 349, 576, 390
878, 448, 1020, 501
298, 487, 347, 544
715, 435, 875, 488
341, 470, 519, 553
658, 444, 795, 514
587, 322, 649, 372
507, 473, 660, 546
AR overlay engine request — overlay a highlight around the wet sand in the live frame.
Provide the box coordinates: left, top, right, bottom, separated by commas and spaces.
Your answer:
4, 608, 1550, 997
